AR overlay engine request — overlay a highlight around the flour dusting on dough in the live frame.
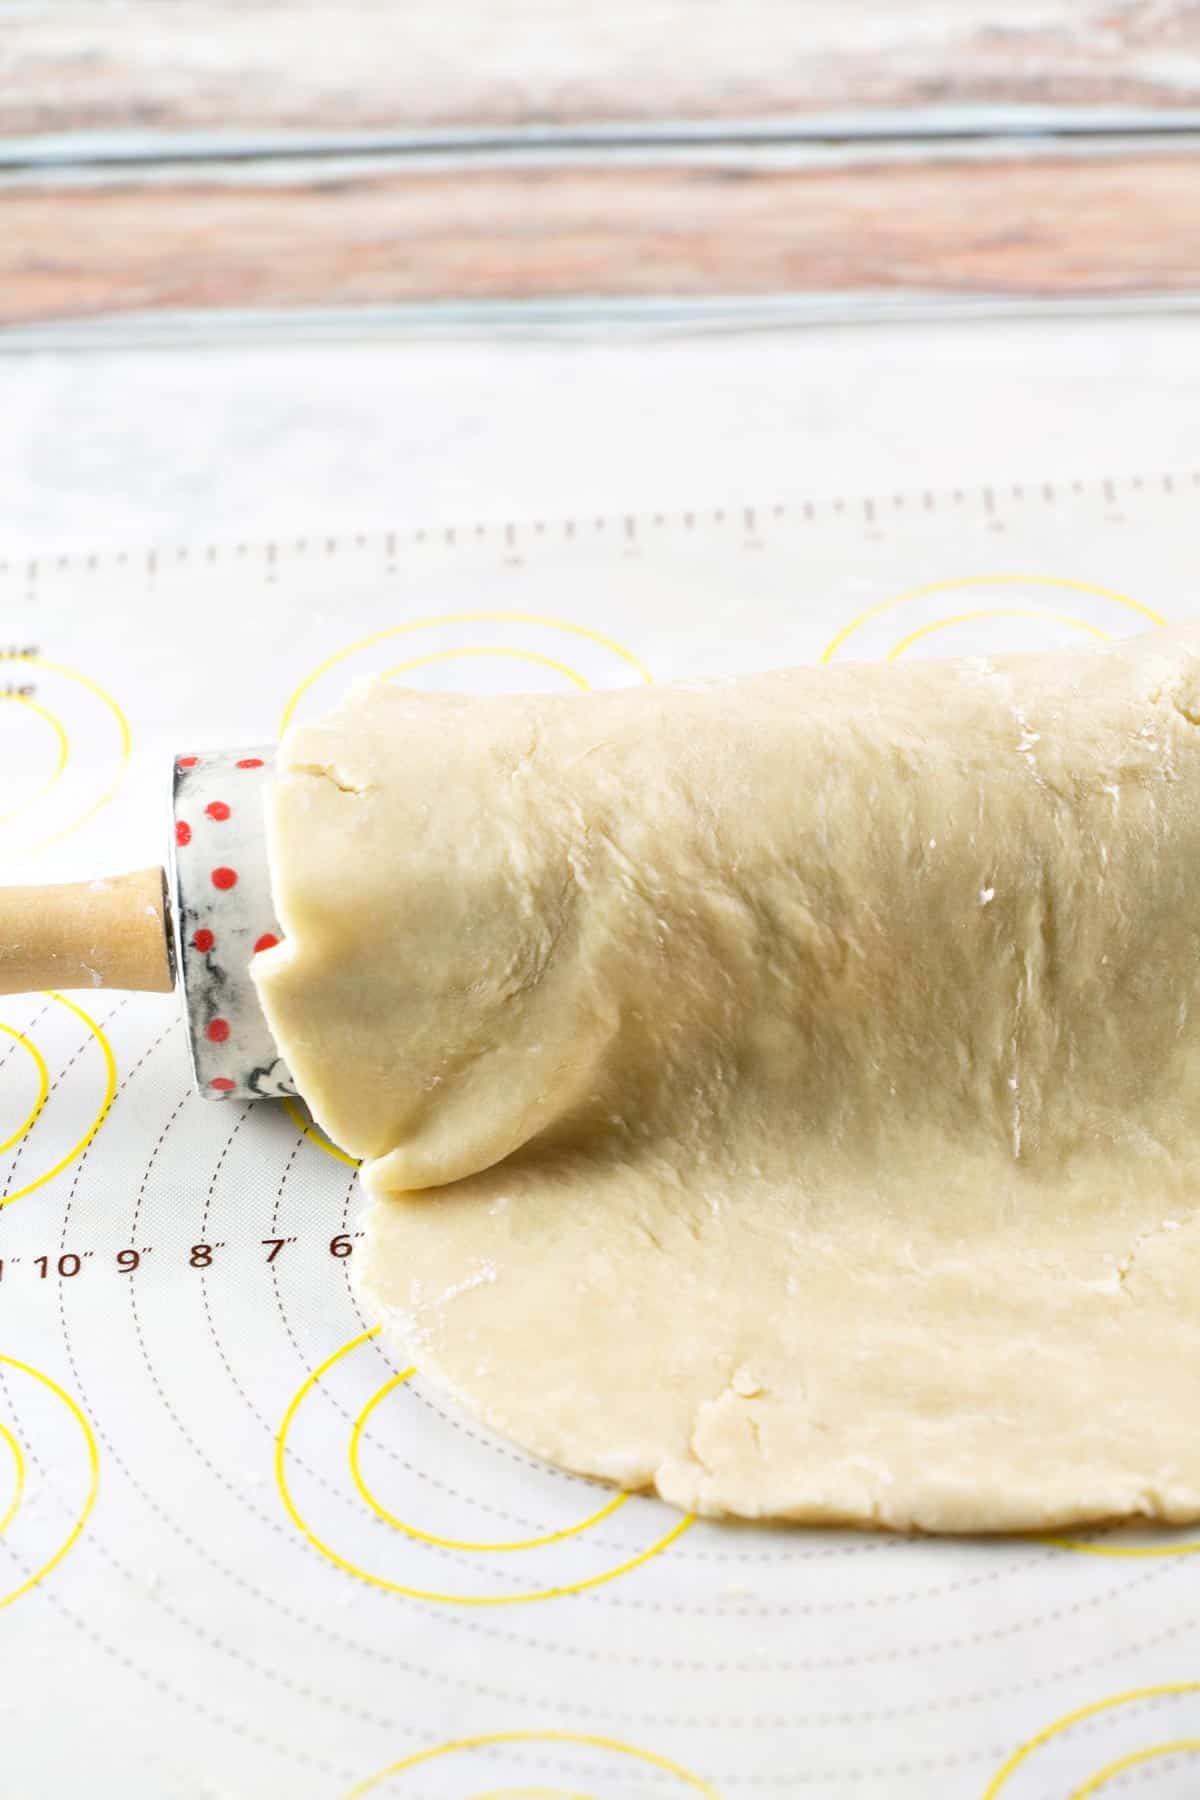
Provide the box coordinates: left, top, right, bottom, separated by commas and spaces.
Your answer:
256, 629, 1200, 1530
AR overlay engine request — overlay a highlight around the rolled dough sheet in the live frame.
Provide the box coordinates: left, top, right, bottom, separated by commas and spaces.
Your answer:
253, 626, 1200, 1530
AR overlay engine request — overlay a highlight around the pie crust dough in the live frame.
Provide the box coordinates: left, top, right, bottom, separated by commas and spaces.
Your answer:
253, 629, 1200, 1529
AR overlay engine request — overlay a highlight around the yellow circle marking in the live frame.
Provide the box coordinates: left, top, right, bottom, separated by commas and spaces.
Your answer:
380, 647, 590, 690
983, 1682, 1200, 1799
342, 1730, 719, 1799
4, 658, 131, 852
0, 1420, 25, 1538
886, 607, 1112, 660
1071, 1739, 1200, 1799
279, 612, 652, 733
276, 1329, 693, 1605
0, 1354, 99, 1610
821, 575, 1165, 665
0, 993, 117, 1207
282, 1096, 361, 1169
0, 1026, 50, 1154
470, 1789, 596, 1799
1048, 1528, 1200, 1559
350, 1369, 628, 1550
0, 695, 69, 826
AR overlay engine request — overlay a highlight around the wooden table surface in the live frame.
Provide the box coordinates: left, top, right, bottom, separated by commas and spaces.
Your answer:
4, 0, 1200, 331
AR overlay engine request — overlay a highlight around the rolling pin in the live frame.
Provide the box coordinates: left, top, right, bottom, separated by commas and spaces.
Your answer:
0, 750, 294, 1101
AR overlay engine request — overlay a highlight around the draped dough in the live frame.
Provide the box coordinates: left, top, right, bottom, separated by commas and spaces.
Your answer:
253, 627, 1200, 1529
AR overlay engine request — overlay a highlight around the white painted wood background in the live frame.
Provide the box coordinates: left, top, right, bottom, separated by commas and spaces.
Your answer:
3, 0, 1200, 325
5, 1, 1200, 571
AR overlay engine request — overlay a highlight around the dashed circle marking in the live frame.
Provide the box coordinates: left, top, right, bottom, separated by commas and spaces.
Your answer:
983, 1681, 1200, 1798
0, 994, 116, 1207
276, 1329, 692, 1606
0, 1355, 99, 1610
0, 694, 69, 826
0, 1418, 26, 1537
350, 1370, 629, 1552
1070, 1739, 1200, 1798
0, 1025, 50, 1154
341, 1730, 719, 1798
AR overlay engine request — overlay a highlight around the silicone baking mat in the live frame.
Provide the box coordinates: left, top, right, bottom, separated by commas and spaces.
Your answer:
3, 473, 1200, 1800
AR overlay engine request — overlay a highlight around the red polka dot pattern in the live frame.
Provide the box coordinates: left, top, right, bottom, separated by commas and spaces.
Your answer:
175, 820, 191, 847
176, 755, 199, 768
175, 746, 288, 1101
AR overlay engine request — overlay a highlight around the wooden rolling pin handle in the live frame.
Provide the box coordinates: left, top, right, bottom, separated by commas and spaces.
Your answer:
0, 866, 175, 996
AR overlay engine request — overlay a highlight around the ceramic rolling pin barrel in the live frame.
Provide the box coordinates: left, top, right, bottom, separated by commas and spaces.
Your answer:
0, 749, 294, 1101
